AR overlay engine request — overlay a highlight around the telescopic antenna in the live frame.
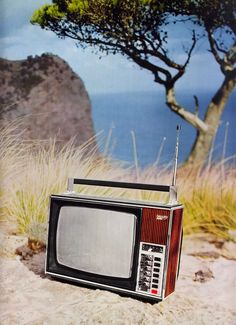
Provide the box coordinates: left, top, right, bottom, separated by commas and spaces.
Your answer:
172, 125, 181, 186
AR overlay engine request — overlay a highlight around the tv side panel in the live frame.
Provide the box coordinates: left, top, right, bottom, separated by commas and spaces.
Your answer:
164, 207, 183, 297
140, 208, 170, 245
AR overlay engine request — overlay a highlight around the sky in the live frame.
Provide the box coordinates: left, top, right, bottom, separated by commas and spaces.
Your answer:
0, 0, 226, 95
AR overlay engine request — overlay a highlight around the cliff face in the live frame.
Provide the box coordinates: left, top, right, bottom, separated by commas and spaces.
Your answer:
0, 54, 95, 146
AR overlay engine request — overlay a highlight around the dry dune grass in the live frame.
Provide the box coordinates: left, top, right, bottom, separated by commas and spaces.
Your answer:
178, 164, 236, 239
0, 122, 235, 243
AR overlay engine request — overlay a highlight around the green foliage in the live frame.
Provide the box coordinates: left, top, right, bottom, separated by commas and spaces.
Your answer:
32, 0, 236, 29
31, 0, 235, 61
184, 0, 236, 31
31, 4, 65, 27
31, 1, 166, 57
67, 0, 89, 15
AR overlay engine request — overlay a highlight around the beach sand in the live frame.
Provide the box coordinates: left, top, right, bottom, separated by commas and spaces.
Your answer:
0, 223, 236, 325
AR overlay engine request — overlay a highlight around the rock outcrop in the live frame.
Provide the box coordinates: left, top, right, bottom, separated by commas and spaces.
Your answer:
0, 54, 95, 146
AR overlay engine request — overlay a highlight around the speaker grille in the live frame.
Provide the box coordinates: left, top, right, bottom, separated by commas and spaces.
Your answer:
141, 208, 170, 245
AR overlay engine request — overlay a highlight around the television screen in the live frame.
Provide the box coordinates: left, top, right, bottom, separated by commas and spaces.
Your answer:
56, 206, 137, 278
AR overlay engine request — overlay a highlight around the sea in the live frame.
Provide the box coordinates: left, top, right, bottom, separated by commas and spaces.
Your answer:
91, 90, 236, 167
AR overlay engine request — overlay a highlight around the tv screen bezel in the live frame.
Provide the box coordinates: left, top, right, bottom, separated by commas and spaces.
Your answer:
46, 195, 142, 291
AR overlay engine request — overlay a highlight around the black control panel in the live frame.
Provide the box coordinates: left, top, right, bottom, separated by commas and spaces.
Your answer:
136, 242, 165, 297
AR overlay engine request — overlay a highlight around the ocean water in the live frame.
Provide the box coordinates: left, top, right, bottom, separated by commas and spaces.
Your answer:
91, 90, 236, 167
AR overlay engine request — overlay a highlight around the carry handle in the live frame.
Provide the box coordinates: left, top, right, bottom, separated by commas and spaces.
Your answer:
67, 178, 178, 204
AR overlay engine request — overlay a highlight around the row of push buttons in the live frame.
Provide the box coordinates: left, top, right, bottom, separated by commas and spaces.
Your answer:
150, 257, 162, 294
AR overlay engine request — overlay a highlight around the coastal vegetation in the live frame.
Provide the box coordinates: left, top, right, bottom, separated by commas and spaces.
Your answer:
1, 123, 235, 243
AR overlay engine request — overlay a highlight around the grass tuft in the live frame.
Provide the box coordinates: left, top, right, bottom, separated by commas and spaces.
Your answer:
178, 164, 236, 241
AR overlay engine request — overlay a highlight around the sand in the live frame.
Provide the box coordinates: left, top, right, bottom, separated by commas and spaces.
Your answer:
0, 224, 236, 325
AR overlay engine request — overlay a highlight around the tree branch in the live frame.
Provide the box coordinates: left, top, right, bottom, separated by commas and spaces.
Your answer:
171, 30, 197, 85
132, 34, 183, 70
193, 95, 199, 116
166, 87, 208, 132
207, 28, 225, 71
123, 47, 172, 84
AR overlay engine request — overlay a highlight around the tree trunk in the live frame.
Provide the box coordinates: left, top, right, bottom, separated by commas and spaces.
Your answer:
184, 69, 236, 166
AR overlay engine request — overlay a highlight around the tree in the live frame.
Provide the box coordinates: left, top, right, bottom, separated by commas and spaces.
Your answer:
31, 0, 236, 166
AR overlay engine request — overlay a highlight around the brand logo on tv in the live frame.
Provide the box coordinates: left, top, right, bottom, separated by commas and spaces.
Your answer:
156, 214, 168, 221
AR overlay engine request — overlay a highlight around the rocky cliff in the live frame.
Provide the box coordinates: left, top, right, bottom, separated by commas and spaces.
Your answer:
0, 54, 95, 146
